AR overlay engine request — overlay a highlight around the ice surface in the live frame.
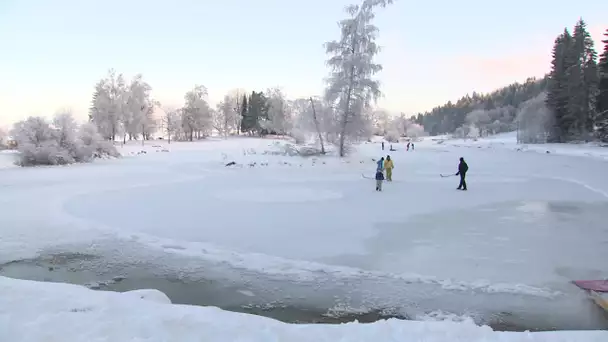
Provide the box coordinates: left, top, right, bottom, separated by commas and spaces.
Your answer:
1, 134, 608, 332
1, 276, 606, 342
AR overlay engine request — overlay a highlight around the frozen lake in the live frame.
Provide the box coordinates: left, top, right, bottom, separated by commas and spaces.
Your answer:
1, 135, 608, 330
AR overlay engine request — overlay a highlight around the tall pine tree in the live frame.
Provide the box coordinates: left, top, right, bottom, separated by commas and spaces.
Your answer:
571, 19, 599, 138
547, 20, 599, 142
596, 29, 608, 142
546, 29, 575, 142
240, 91, 269, 135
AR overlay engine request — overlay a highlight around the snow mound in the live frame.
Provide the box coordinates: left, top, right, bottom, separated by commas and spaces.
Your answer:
122, 289, 172, 304
215, 186, 343, 203
1, 276, 607, 342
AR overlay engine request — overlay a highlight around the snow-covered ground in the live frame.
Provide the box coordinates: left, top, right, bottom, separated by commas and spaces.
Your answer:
0, 150, 18, 169
438, 131, 608, 160
1, 133, 608, 340
1, 276, 607, 342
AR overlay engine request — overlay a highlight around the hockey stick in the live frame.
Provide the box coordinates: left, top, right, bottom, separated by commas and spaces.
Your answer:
440, 173, 456, 178
362, 173, 374, 179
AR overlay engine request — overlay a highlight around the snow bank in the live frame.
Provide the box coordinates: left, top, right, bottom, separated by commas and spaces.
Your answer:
0, 150, 18, 169
122, 289, 172, 304
0, 276, 606, 342
438, 131, 608, 160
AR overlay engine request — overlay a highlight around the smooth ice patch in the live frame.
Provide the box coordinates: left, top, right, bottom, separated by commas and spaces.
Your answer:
238, 290, 256, 297
215, 186, 342, 203
516, 201, 549, 214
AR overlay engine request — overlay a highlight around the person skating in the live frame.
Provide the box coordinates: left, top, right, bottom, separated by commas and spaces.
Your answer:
407, 142, 410, 151
375, 169, 385, 191
376, 157, 384, 172
381, 141, 385, 150
455, 157, 468, 190
384, 155, 394, 181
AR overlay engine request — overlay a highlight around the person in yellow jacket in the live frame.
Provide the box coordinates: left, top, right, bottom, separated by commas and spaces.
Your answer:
384, 155, 394, 181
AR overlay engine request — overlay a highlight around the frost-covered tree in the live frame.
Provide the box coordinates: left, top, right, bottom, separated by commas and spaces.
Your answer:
89, 70, 157, 143
0, 127, 7, 148
262, 87, 291, 135
13, 114, 120, 167
419, 77, 547, 136
182, 85, 212, 141
161, 107, 182, 143
76, 122, 120, 161
324, 0, 393, 156
11, 113, 119, 166
89, 69, 127, 141
214, 94, 237, 137
383, 126, 400, 142
465, 109, 491, 135
53, 109, 80, 159
405, 122, 425, 138
11, 116, 63, 165
227, 89, 245, 135
460, 106, 516, 137
123, 74, 157, 143
371, 109, 391, 135
291, 96, 336, 150
516, 92, 551, 143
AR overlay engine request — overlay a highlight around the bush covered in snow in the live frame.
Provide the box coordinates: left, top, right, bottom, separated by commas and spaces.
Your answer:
384, 128, 400, 142
10, 113, 119, 166
0, 127, 7, 149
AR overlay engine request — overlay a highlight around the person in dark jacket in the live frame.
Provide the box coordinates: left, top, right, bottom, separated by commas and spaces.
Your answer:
455, 157, 468, 190
375, 169, 385, 191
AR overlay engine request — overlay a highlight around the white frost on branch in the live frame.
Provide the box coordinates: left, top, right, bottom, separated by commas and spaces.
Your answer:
182, 85, 212, 141
11, 113, 118, 166
261, 87, 291, 135
123, 74, 158, 142
89, 70, 157, 142
161, 107, 183, 143
291, 97, 336, 146
324, 0, 393, 156
214, 94, 238, 137
89, 69, 127, 141
0, 126, 8, 148
516, 92, 551, 143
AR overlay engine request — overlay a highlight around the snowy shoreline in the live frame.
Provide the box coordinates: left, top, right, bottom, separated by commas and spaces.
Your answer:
1, 275, 607, 342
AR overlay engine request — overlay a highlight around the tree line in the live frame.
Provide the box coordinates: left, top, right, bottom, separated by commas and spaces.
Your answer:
88, 0, 394, 157
6, 0, 401, 164
547, 20, 608, 142
416, 19, 608, 144
415, 77, 548, 138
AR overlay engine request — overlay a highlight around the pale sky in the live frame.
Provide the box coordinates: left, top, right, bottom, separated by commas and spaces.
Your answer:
0, 0, 606, 127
